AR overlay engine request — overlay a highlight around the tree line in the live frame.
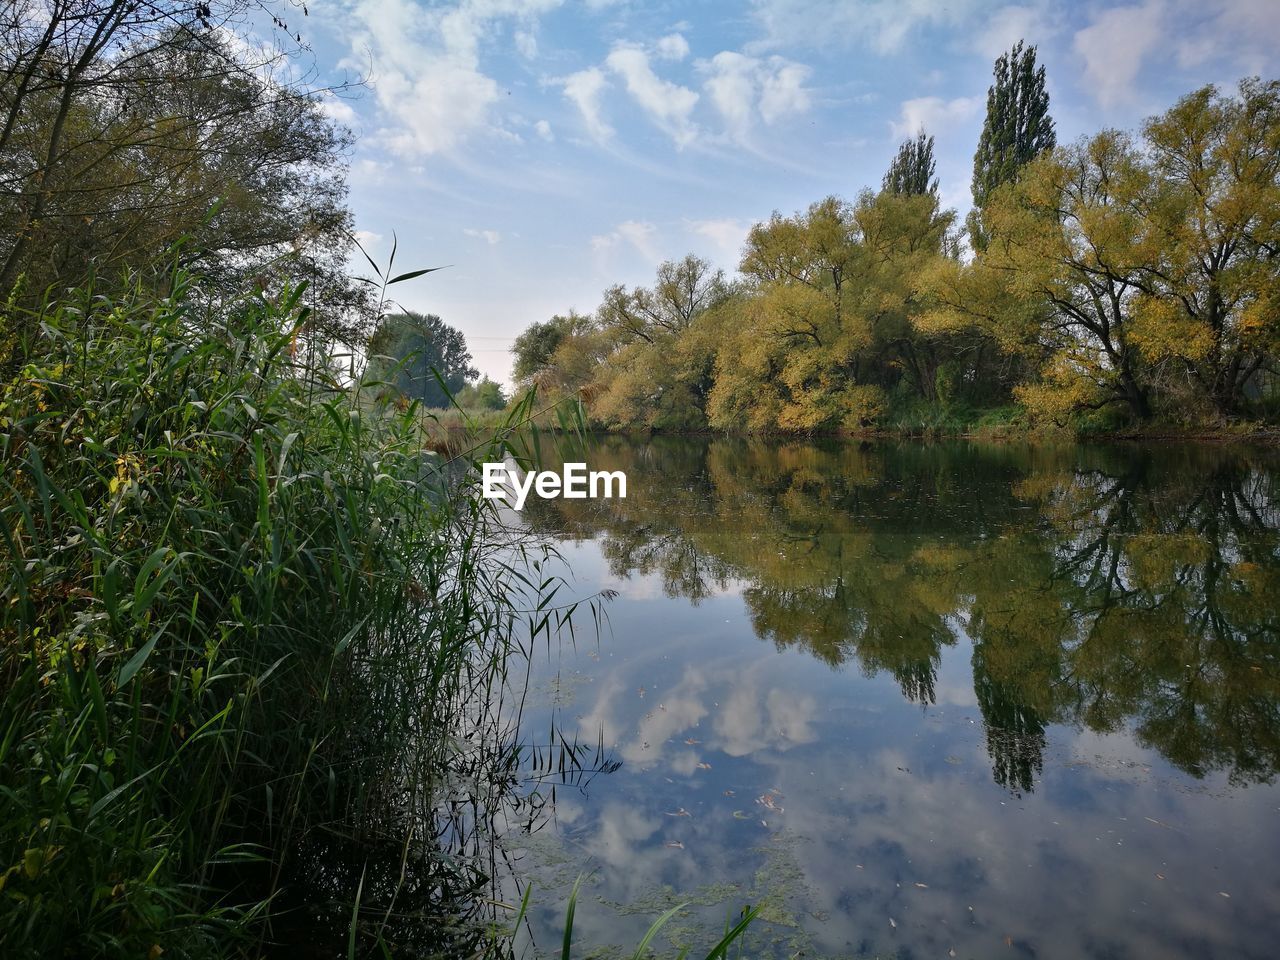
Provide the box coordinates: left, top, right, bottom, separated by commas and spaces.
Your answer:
513, 43, 1280, 433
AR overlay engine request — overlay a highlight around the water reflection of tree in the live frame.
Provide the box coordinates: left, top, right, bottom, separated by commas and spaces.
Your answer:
525, 438, 1280, 792
1027, 448, 1280, 786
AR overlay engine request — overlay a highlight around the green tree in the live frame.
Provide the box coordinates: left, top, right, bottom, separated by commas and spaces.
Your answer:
367, 312, 478, 408
883, 130, 938, 197
0, 3, 367, 341
970, 40, 1056, 247
457, 376, 507, 411
511, 310, 592, 385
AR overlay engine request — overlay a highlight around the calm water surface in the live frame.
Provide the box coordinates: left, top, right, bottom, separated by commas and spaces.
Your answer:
501, 438, 1280, 959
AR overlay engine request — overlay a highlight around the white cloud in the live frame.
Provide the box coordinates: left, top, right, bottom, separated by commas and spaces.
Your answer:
974, 3, 1059, 59
1072, 0, 1164, 109
1170, 0, 1280, 76
592, 220, 660, 261
702, 52, 756, 140
605, 45, 700, 148
534, 119, 554, 141
317, 91, 359, 127
749, 0, 979, 54
686, 217, 749, 265
561, 66, 614, 141
464, 228, 502, 245
656, 32, 690, 61
701, 51, 811, 142
758, 58, 810, 122
514, 28, 537, 59
890, 95, 982, 140
342, 0, 562, 157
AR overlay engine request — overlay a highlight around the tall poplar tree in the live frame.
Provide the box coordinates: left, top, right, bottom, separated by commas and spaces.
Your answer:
883, 130, 939, 196
970, 40, 1056, 246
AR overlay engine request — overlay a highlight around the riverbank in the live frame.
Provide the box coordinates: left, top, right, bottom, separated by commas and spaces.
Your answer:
427, 399, 1280, 450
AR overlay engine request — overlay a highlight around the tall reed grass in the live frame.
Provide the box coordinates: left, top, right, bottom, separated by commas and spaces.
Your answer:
0, 264, 575, 957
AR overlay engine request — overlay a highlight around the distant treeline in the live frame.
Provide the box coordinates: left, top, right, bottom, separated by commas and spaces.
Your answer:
512, 44, 1280, 435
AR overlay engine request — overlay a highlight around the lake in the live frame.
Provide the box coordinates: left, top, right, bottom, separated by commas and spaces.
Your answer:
499, 436, 1280, 959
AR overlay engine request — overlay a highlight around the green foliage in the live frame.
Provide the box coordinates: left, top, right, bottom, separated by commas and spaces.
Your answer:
0, 7, 369, 340
969, 40, 1056, 247
511, 311, 593, 386
0, 269, 547, 957
883, 130, 939, 197
456, 376, 508, 411
366, 310, 479, 408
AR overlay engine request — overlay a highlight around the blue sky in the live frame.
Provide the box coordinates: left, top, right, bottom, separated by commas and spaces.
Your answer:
295, 0, 1280, 384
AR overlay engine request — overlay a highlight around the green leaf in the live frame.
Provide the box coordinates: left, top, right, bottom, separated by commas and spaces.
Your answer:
119, 617, 173, 687
388, 266, 449, 284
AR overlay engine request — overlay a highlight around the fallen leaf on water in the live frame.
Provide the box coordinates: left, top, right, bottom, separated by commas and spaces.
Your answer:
665, 840, 684, 849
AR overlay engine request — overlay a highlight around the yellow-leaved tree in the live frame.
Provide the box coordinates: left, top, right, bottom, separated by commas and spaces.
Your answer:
1130, 78, 1280, 417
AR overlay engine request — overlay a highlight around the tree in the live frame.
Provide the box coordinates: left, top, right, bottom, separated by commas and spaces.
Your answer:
0, 2, 369, 341
456, 376, 507, 411
980, 132, 1156, 421
1129, 78, 1280, 417
367, 312, 478, 408
511, 310, 593, 385
597, 254, 728, 345
883, 130, 938, 197
970, 40, 1056, 247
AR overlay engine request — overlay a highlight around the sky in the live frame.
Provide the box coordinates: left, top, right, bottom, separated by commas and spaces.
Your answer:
288, 0, 1280, 386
